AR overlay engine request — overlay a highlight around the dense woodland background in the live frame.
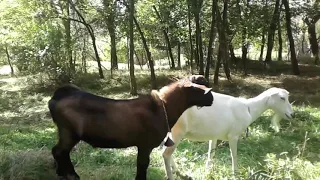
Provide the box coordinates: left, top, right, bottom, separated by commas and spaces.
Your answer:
0, 0, 320, 179
1, 0, 319, 90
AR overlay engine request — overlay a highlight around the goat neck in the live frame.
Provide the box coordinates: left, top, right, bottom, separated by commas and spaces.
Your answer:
246, 93, 270, 122
157, 88, 188, 129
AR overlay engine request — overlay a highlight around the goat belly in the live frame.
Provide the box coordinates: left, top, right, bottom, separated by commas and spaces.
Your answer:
81, 134, 137, 148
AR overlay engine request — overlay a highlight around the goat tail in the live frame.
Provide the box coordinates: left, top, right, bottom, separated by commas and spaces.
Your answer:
48, 99, 57, 124
48, 84, 80, 124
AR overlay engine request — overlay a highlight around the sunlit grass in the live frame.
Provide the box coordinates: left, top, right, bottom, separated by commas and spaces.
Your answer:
0, 71, 320, 179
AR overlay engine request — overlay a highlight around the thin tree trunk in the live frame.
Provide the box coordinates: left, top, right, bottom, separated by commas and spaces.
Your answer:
195, 13, 204, 75
193, 0, 204, 75
278, 12, 283, 61
283, 0, 300, 75
259, 0, 268, 62
153, 6, 175, 69
304, 18, 320, 64
109, 24, 118, 69
177, 41, 181, 68
187, 0, 194, 74
214, 43, 222, 85
129, 0, 137, 95
64, 0, 73, 73
265, 0, 281, 65
63, 0, 75, 74
5, 46, 14, 76
229, 44, 236, 64
259, 33, 266, 61
133, 15, 157, 88
82, 34, 87, 73
68, 0, 104, 78
117, 0, 156, 88
222, 0, 231, 81
301, 29, 306, 54
205, 0, 217, 81
195, 40, 199, 68
214, 0, 232, 84
104, 0, 118, 70
134, 50, 143, 70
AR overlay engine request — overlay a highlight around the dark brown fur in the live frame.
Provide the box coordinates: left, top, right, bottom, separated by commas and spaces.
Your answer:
188, 75, 210, 87
48, 77, 213, 180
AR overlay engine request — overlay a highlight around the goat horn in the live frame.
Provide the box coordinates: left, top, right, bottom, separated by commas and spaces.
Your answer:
291, 100, 296, 105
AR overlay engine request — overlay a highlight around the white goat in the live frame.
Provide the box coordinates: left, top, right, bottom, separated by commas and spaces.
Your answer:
162, 87, 294, 179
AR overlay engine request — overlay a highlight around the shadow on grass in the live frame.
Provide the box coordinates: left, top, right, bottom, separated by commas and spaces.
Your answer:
232, 59, 320, 77
270, 76, 320, 106
0, 148, 57, 180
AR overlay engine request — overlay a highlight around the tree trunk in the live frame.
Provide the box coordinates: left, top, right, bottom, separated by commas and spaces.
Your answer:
153, 6, 175, 69
68, 0, 104, 78
305, 18, 320, 64
82, 34, 87, 73
301, 29, 306, 54
221, 0, 231, 80
259, 0, 268, 62
193, 0, 204, 75
229, 44, 236, 63
241, 0, 250, 75
177, 41, 181, 68
283, 0, 300, 75
214, 43, 222, 85
91, 36, 104, 78
214, 0, 231, 84
104, 0, 118, 70
195, 41, 199, 68
134, 50, 143, 70
64, 0, 73, 73
187, 0, 194, 74
133, 16, 157, 89
265, 0, 281, 65
278, 13, 283, 61
129, 0, 137, 95
108, 22, 118, 70
5, 46, 14, 76
259, 32, 266, 61
205, 0, 217, 81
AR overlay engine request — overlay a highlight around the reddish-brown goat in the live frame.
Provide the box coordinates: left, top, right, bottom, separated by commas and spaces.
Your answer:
48, 76, 213, 180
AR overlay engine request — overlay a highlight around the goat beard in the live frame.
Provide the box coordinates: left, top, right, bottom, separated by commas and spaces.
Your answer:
271, 113, 282, 133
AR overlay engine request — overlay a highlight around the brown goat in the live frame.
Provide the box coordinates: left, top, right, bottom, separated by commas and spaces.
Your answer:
48, 77, 214, 180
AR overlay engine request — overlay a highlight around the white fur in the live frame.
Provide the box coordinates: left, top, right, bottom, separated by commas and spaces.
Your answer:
162, 87, 294, 179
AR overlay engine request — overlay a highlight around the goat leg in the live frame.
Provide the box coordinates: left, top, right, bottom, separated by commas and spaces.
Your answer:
136, 147, 153, 180
228, 137, 239, 176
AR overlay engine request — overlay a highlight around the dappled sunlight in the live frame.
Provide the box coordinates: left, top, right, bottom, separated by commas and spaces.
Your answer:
0, 71, 319, 179
0, 76, 30, 92
263, 152, 320, 179
0, 148, 56, 180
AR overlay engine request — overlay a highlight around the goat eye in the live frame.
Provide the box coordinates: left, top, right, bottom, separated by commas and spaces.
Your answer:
280, 97, 285, 101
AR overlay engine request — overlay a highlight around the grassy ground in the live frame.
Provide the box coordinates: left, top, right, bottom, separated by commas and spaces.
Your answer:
0, 61, 320, 180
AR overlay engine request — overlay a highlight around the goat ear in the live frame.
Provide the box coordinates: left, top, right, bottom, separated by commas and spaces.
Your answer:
164, 137, 175, 147
204, 88, 212, 94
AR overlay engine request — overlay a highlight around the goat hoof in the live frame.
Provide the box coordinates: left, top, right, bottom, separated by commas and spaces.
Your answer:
58, 174, 80, 180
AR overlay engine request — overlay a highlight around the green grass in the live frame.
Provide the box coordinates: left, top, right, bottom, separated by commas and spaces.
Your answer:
0, 68, 320, 180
